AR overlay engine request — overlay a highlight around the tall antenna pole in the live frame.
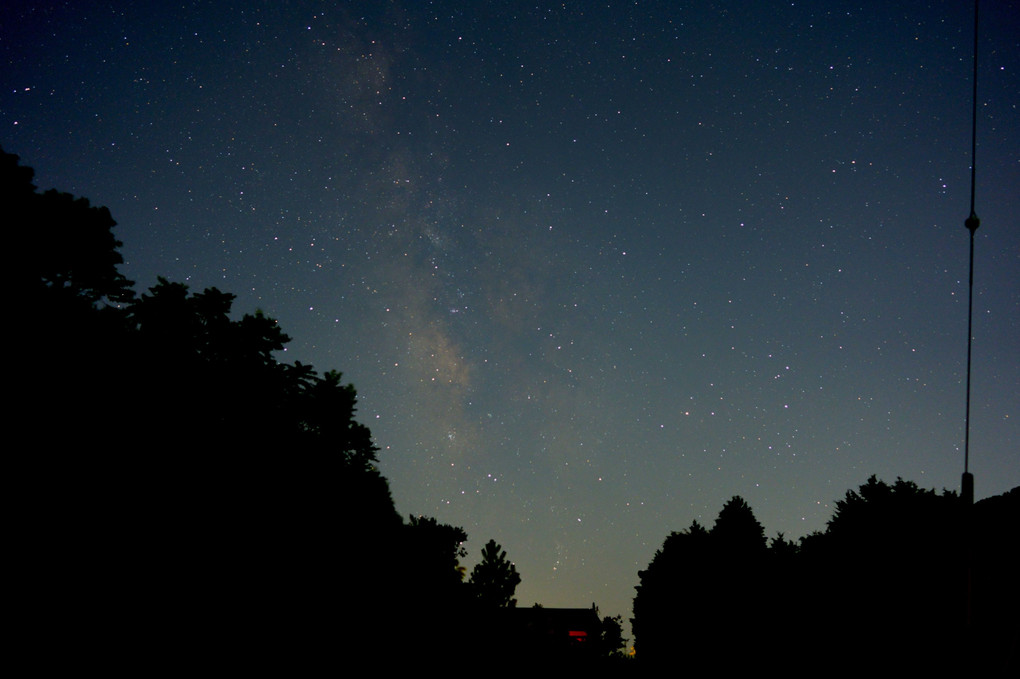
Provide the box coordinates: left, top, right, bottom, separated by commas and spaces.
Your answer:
960, 0, 981, 645
962, 0, 979, 508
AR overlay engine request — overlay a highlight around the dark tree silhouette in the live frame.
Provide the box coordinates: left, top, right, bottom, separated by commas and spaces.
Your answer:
4, 146, 135, 309
469, 539, 522, 608
596, 613, 628, 658
967, 486, 1020, 674
710, 495, 767, 555
794, 476, 979, 673
7, 145, 137, 448
390, 516, 472, 662
5, 148, 407, 671
633, 498, 776, 672
634, 478, 1017, 674
404, 515, 469, 589
631, 519, 711, 668
117, 280, 405, 670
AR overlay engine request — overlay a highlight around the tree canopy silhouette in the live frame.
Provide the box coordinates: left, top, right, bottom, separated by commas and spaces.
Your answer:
632, 497, 772, 673
711, 494, 768, 557
634, 479, 1018, 675
11, 146, 597, 673
595, 613, 628, 659
6, 147, 405, 671
5, 146, 134, 310
469, 539, 522, 609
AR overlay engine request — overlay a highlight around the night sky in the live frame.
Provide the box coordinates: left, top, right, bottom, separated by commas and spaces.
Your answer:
4, 1, 1017, 630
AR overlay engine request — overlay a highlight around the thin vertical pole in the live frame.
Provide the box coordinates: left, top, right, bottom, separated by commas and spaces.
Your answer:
962, 0, 979, 503
961, 0, 981, 644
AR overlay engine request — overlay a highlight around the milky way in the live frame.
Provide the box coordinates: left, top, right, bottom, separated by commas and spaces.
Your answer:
4, 2, 1017, 632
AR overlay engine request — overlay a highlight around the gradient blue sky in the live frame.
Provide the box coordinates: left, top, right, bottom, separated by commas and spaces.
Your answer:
4, 1, 1017, 632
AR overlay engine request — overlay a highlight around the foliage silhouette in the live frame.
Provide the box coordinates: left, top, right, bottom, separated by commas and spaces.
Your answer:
634, 479, 1019, 675
6, 147, 407, 670
469, 539, 522, 609
632, 523, 699, 665
710, 495, 767, 555
386, 516, 474, 663
404, 515, 469, 590
632, 498, 771, 673
4, 146, 135, 310
795, 476, 1019, 673
596, 613, 628, 659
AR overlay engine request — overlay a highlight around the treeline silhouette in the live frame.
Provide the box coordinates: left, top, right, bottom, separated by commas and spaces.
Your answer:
6, 146, 628, 672
8, 146, 1015, 674
633, 480, 1018, 675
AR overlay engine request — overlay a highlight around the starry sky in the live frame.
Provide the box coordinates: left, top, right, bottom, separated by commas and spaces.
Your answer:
4, 1, 1017, 630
